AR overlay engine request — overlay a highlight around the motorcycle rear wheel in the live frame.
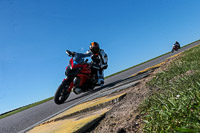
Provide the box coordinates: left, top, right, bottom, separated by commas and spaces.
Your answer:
54, 81, 71, 104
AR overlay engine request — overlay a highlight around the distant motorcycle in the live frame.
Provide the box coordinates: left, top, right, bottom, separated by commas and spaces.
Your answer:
171, 44, 181, 53
54, 50, 98, 104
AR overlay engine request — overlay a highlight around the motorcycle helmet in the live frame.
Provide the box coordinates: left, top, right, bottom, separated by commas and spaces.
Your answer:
90, 42, 100, 54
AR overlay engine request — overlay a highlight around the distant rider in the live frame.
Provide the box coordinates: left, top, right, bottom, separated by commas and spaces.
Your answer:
173, 41, 180, 49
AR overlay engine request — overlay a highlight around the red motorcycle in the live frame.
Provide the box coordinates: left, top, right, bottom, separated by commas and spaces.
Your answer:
171, 45, 181, 53
54, 50, 98, 104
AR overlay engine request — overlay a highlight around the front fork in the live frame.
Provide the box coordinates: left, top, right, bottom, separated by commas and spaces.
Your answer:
62, 78, 74, 92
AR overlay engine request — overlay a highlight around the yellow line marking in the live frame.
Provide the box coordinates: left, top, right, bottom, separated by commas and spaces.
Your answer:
49, 93, 125, 122
28, 93, 125, 133
28, 107, 111, 133
131, 52, 183, 77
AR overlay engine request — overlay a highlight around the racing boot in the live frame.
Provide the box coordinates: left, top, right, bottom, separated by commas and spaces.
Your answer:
96, 71, 104, 87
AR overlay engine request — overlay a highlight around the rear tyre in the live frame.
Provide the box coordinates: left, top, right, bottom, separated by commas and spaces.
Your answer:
54, 81, 71, 104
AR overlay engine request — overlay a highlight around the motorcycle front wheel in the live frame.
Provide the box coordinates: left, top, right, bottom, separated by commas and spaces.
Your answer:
54, 81, 71, 104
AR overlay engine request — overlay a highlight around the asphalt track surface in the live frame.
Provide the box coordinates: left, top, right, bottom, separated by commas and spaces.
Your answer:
0, 40, 199, 133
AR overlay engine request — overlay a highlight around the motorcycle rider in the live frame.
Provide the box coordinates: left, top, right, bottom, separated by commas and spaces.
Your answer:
66, 42, 108, 86
173, 41, 181, 49
87, 42, 108, 86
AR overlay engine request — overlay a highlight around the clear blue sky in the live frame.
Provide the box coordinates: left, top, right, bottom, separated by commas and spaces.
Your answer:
1, 0, 200, 114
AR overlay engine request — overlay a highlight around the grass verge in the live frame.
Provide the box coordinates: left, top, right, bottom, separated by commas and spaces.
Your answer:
140, 44, 200, 132
0, 97, 53, 119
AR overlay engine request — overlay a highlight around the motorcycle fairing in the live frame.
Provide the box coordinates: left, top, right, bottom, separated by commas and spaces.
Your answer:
77, 74, 90, 87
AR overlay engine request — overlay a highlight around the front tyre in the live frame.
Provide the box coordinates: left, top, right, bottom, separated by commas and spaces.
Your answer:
171, 48, 174, 53
54, 81, 71, 104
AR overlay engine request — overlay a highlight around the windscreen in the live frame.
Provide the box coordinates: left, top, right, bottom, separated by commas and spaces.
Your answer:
73, 53, 86, 64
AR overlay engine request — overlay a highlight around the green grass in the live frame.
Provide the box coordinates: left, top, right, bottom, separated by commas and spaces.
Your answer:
0, 97, 53, 119
140, 44, 200, 132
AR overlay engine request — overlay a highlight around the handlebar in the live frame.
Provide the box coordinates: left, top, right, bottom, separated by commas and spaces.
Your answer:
66, 50, 75, 57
